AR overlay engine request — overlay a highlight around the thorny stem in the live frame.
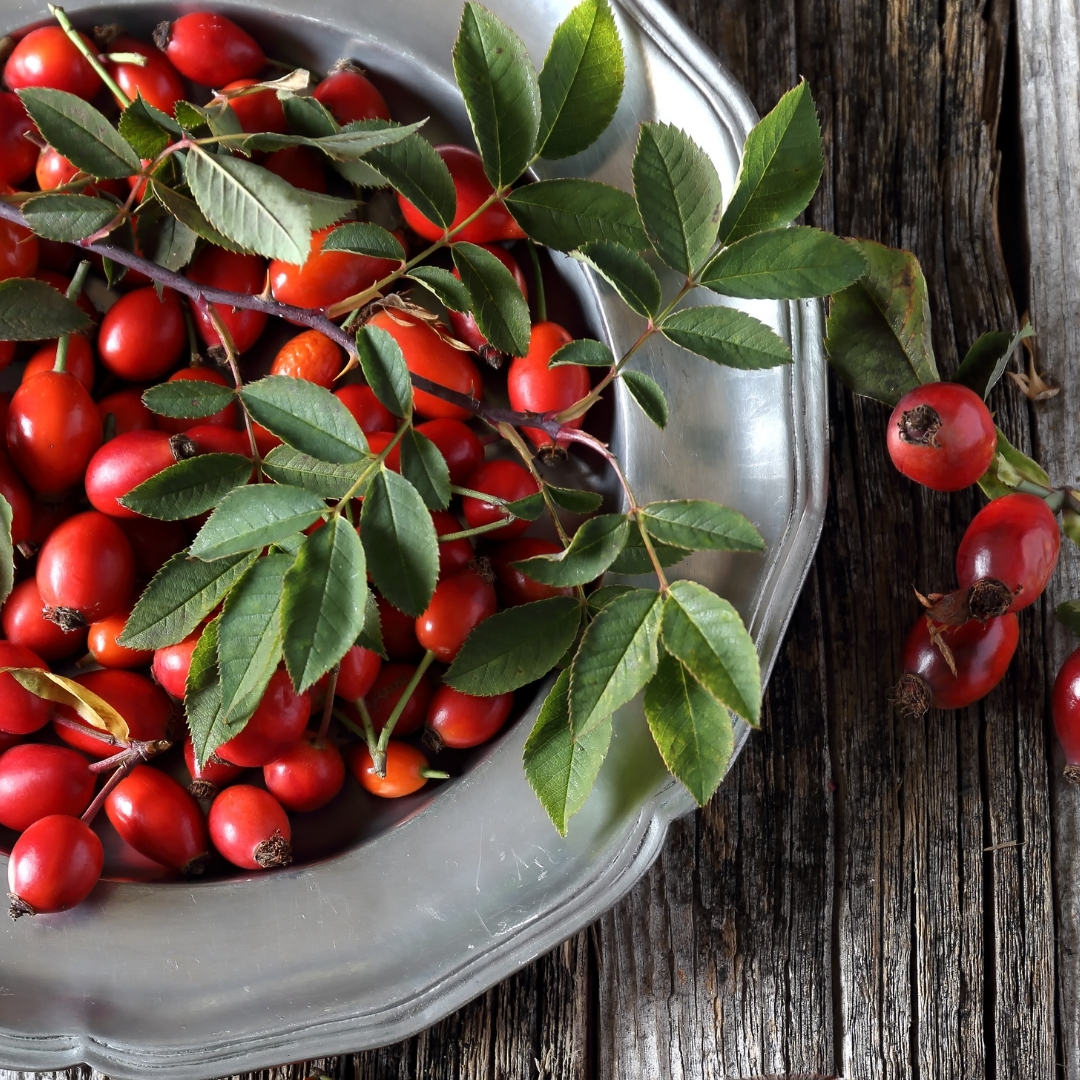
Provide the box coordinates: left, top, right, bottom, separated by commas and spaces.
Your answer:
373, 649, 436, 775
52, 260, 91, 375
50, 5, 132, 107
204, 303, 262, 469
496, 420, 572, 548
317, 665, 339, 743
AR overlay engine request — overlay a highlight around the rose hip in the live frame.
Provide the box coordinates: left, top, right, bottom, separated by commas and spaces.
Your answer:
8, 814, 104, 918
1053, 649, 1080, 782
347, 741, 444, 798
426, 686, 514, 749
263, 733, 346, 812
214, 669, 312, 767
0, 640, 52, 735
1, 578, 86, 661
85, 430, 196, 519
184, 736, 246, 800
0, 744, 95, 832
208, 785, 292, 870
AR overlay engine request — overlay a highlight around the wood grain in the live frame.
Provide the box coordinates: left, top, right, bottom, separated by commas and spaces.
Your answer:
4, 0, 1073, 1076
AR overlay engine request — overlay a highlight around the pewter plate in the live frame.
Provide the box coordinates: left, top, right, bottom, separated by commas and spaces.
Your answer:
0, 0, 827, 1074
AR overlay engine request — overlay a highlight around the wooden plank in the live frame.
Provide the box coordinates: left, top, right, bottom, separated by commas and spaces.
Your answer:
1016, 2, 1080, 1077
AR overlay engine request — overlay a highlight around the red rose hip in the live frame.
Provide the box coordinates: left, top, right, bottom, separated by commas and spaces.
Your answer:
8, 814, 104, 918
208, 785, 292, 870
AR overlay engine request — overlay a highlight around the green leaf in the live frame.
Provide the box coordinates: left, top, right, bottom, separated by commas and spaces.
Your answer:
621, 369, 668, 428
20, 194, 119, 242
453, 2, 540, 188
548, 484, 604, 513
135, 205, 199, 272
174, 100, 210, 132
120, 550, 257, 651
523, 668, 612, 835
0, 278, 93, 341
662, 306, 791, 369
240, 376, 367, 463
120, 453, 253, 520
453, 241, 531, 355
569, 588, 664, 735
18, 87, 142, 179
607, 529, 689, 575
717, 80, 824, 244
407, 266, 472, 311
575, 241, 661, 317
977, 427, 1051, 500
217, 554, 290, 724
445, 596, 582, 695
824, 239, 938, 406
660, 579, 760, 725
291, 188, 356, 231
360, 468, 438, 616
322, 222, 405, 261
185, 147, 312, 263
644, 651, 734, 806
365, 132, 456, 229
261, 445, 370, 499
537, 0, 624, 160
1057, 600, 1080, 636
0, 493, 13, 608
243, 118, 424, 161
506, 491, 546, 521
149, 180, 245, 253
184, 616, 232, 769
700, 226, 866, 299
586, 583, 634, 614
281, 516, 368, 692
1064, 510, 1080, 552
357, 589, 386, 657
355, 326, 413, 418
399, 429, 451, 510
506, 179, 646, 251
513, 514, 629, 587
190, 485, 327, 560
632, 121, 723, 274
548, 339, 613, 368
641, 500, 764, 552
117, 94, 175, 158
142, 380, 237, 420
281, 95, 338, 137
955, 323, 1035, 400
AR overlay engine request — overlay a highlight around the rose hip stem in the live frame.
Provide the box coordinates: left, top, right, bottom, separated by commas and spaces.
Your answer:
371, 649, 436, 776
52, 260, 91, 374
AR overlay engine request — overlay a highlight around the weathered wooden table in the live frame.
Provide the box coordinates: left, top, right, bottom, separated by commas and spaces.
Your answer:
8, 0, 1078, 1075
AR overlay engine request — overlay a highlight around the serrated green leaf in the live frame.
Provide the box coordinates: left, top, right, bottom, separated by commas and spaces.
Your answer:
0, 278, 93, 341
174, 100, 209, 132
453, 241, 531, 355
632, 121, 722, 274
453, 2, 540, 188
717, 80, 824, 244
366, 132, 456, 229
281, 516, 368, 692
621, 369, 668, 428
185, 615, 231, 769
185, 147, 312, 263
977, 428, 1051, 500
586, 583, 634, 614
20, 194, 119, 242
824, 239, 938, 405
569, 588, 663, 735
407, 265, 472, 311
575, 241, 661, 317
118, 95, 174, 158
644, 651, 733, 806
660, 579, 760, 725
445, 596, 581, 695
357, 589, 386, 657
217, 553, 290, 724
291, 188, 356, 231
641, 500, 764, 552
190, 485, 327, 560
1057, 600, 1080, 636
548, 339, 613, 368
243, 118, 423, 161
701, 226, 865, 299
355, 326, 413, 418
120, 550, 257, 651
955, 323, 1035, 400
142, 380, 237, 420
537, 0, 624, 160
0, 493, 13, 607
135, 204, 199, 272
281, 94, 338, 137
607, 529, 690, 575
361, 468, 439, 616
261, 445, 371, 499
323, 222, 405, 261
18, 87, 141, 179
514, 514, 628, 587
150, 180, 246, 253
523, 668, 611, 835
662, 305, 791, 369
240, 376, 368, 463
399, 428, 451, 510
120, 453, 253, 520
548, 484, 604, 513
506, 179, 646, 251
506, 490, 546, 521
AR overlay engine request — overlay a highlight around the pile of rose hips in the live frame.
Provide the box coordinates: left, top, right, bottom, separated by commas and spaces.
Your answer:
0, 12, 596, 917
885, 382, 1062, 718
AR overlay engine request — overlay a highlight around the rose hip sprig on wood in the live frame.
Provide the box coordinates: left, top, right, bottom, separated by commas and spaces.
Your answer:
0, 0, 866, 889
